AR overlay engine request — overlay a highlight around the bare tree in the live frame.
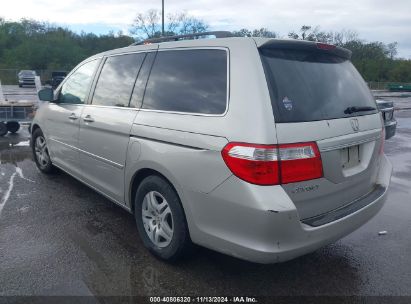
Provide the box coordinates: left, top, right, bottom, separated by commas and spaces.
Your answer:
288, 31, 299, 39
252, 28, 277, 38
288, 26, 360, 45
130, 9, 161, 39
130, 10, 208, 40
232, 28, 253, 37
232, 28, 277, 38
300, 25, 311, 40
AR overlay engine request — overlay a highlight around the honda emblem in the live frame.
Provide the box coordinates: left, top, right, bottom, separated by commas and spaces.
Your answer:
350, 118, 360, 132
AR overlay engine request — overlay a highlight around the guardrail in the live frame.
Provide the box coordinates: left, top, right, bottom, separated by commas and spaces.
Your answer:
368, 81, 411, 91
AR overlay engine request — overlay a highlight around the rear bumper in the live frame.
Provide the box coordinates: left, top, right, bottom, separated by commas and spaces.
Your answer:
185, 154, 392, 264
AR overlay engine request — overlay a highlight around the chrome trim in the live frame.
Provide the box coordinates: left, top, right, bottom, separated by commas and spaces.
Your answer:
49, 138, 124, 169
320, 135, 381, 152
81, 104, 140, 111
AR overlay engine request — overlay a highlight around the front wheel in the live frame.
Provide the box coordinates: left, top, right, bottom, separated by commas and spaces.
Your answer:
135, 175, 193, 261
32, 128, 55, 174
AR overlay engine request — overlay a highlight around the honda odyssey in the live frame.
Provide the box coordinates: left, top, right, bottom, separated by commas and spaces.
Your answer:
32, 33, 392, 263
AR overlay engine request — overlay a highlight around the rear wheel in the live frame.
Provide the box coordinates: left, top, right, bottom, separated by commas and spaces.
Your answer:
0, 122, 7, 136
6, 121, 20, 134
32, 128, 55, 174
134, 175, 193, 261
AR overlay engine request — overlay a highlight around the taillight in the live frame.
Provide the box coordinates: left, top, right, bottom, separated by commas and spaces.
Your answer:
316, 42, 337, 50
222, 142, 323, 186
278, 142, 323, 184
221, 143, 279, 185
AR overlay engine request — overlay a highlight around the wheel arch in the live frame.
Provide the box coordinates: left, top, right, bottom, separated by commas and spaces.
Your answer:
129, 167, 186, 216
31, 123, 41, 135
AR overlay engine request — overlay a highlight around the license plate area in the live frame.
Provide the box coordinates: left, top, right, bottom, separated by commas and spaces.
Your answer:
341, 145, 360, 170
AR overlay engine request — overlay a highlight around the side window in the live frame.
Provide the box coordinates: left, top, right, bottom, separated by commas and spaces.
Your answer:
142, 49, 228, 114
130, 52, 156, 108
58, 59, 99, 104
92, 53, 145, 107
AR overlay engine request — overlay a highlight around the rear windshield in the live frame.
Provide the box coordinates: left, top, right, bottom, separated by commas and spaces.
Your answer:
260, 49, 377, 123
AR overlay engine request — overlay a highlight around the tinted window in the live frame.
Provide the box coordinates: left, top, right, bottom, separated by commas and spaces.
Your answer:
130, 52, 156, 108
260, 49, 377, 123
92, 53, 145, 107
143, 49, 227, 114
59, 60, 99, 104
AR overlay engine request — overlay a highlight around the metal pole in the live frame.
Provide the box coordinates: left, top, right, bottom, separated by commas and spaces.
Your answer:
161, 0, 165, 36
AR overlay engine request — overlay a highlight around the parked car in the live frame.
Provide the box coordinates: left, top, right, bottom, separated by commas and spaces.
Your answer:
49, 71, 67, 89
376, 99, 397, 139
18, 70, 36, 87
32, 33, 392, 264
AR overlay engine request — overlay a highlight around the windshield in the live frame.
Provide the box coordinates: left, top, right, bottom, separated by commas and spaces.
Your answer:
260, 48, 377, 123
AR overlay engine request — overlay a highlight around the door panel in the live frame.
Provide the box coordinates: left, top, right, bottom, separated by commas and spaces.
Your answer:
46, 104, 83, 175
46, 59, 100, 175
78, 107, 138, 203
77, 52, 148, 204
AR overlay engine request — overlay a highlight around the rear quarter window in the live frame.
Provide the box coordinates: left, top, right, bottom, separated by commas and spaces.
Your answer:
142, 49, 228, 115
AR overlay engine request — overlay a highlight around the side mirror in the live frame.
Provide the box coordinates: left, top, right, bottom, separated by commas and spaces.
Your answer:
38, 87, 54, 102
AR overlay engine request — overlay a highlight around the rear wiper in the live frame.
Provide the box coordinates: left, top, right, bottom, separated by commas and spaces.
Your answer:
344, 106, 376, 114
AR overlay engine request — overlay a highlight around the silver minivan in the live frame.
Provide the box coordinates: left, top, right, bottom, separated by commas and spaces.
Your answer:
33, 34, 392, 263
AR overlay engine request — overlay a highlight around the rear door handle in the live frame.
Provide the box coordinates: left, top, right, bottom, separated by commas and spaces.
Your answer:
68, 113, 78, 120
83, 115, 94, 123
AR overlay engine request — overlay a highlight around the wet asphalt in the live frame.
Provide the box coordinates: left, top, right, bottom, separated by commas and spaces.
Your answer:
0, 111, 410, 297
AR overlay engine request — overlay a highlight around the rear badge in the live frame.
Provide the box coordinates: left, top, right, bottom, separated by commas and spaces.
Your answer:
350, 118, 360, 132
282, 96, 293, 111
291, 184, 319, 194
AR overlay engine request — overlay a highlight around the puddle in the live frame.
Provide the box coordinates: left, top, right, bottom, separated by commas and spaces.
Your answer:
0, 131, 32, 165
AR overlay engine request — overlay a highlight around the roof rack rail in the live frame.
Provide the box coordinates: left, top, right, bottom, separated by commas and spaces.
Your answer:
130, 31, 233, 46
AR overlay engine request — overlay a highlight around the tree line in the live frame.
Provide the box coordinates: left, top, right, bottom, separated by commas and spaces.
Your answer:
0, 15, 410, 83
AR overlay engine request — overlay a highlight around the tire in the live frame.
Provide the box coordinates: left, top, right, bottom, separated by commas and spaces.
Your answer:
135, 175, 193, 262
6, 121, 20, 134
0, 122, 7, 136
31, 128, 55, 174
19, 84, 22, 88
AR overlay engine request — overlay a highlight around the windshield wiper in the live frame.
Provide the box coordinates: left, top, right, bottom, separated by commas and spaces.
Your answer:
344, 106, 376, 115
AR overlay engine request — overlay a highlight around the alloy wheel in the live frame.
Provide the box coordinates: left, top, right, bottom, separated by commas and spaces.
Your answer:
141, 191, 174, 248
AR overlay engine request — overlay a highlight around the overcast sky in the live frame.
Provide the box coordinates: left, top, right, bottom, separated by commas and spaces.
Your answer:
2, 0, 411, 58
